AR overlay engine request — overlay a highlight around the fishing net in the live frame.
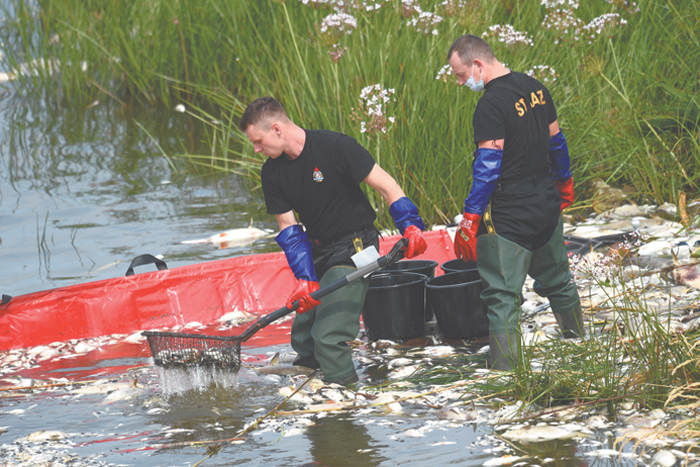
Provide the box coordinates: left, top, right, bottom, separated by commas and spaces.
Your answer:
142, 331, 242, 370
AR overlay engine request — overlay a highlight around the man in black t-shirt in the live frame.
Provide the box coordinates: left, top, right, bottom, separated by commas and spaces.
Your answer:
239, 97, 428, 385
446, 35, 584, 370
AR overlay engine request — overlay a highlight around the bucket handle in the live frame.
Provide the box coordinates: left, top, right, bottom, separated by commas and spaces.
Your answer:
125, 254, 168, 276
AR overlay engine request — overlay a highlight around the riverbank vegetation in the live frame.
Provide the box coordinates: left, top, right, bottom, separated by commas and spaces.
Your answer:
2, 0, 699, 226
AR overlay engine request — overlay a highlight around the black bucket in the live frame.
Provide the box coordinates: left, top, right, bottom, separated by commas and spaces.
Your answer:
382, 260, 438, 279
379, 260, 437, 322
440, 259, 477, 274
425, 270, 489, 340
362, 272, 427, 341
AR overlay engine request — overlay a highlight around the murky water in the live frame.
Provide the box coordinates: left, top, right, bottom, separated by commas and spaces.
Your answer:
0, 91, 278, 297
1, 350, 647, 467
0, 73, 652, 466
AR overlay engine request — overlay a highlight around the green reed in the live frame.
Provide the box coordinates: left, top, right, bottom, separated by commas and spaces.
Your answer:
2, 0, 700, 227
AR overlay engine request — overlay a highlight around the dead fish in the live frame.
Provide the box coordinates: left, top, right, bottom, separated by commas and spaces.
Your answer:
401, 428, 425, 438
586, 449, 638, 459
278, 386, 314, 404
255, 365, 315, 376
652, 451, 677, 467
388, 365, 420, 379
502, 424, 589, 442
216, 310, 254, 326
373, 394, 402, 413
388, 357, 412, 368
73, 382, 133, 395
306, 378, 325, 393
672, 262, 700, 290
437, 407, 476, 422
121, 331, 146, 344
73, 342, 94, 354
320, 389, 345, 402
25, 430, 68, 442
102, 387, 145, 404
483, 456, 527, 466
180, 226, 273, 248
422, 346, 455, 357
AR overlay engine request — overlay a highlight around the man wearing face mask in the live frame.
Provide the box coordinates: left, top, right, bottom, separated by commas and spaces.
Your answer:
446, 34, 583, 370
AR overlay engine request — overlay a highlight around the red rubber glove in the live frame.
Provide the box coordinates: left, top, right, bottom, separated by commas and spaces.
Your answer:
554, 177, 574, 211
402, 225, 427, 259
454, 212, 481, 262
286, 279, 321, 314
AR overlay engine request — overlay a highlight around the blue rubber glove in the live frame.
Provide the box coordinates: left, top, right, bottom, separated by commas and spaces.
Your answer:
276, 225, 320, 314
389, 197, 427, 258
464, 147, 502, 215
549, 131, 572, 182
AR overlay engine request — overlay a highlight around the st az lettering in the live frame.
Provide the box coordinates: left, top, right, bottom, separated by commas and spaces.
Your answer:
514, 90, 546, 117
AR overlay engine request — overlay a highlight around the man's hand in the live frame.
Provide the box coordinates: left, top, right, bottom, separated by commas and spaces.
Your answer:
554, 178, 574, 211
454, 213, 481, 262
402, 225, 427, 259
286, 279, 321, 314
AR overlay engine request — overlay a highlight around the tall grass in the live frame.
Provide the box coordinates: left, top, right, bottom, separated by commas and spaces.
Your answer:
2, 0, 700, 227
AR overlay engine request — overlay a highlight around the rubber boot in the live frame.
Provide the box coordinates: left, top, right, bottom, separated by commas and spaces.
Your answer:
489, 332, 521, 371
310, 265, 369, 385
291, 306, 321, 369
528, 217, 584, 338
554, 301, 586, 339
477, 234, 531, 372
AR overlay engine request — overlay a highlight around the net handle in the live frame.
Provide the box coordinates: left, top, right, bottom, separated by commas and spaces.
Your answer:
238, 238, 408, 342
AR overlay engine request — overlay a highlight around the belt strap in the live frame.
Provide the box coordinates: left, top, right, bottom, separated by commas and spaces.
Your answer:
483, 203, 496, 235
352, 236, 364, 253
313, 225, 373, 249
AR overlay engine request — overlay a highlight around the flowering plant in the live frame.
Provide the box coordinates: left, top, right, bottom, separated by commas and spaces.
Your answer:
351, 84, 396, 136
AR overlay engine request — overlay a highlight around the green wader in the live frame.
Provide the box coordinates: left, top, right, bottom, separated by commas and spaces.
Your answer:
290, 265, 369, 385
477, 216, 582, 370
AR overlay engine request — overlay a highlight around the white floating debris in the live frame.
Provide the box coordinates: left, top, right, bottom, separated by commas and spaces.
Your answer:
175, 104, 186, 113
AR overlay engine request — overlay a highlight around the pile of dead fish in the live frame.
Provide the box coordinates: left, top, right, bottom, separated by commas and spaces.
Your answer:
1, 201, 700, 465
0, 442, 110, 467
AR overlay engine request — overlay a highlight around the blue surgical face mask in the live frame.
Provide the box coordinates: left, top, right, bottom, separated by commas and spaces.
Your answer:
465, 63, 484, 92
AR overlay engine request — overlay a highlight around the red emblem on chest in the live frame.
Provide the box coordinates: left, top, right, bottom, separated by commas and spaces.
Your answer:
313, 167, 324, 182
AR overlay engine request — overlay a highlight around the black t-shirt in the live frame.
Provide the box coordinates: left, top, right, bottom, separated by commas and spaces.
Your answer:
261, 129, 377, 243
473, 71, 557, 183
473, 71, 561, 249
